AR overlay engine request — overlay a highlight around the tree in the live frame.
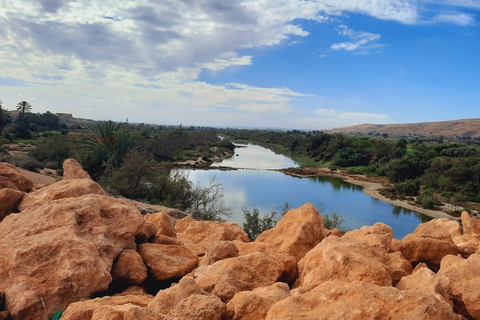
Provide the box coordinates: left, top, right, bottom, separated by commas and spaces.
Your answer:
16, 100, 32, 131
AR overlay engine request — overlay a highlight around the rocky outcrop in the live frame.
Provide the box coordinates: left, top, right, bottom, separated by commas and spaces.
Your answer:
138, 244, 198, 281
18, 178, 107, 211
0, 162, 34, 191
62, 158, 92, 180
255, 203, 326, 262
177, 220, 248, 256
164, 294, 228, 320
0, 188, 24, 221
266, 280, 461, 320
227, 282, 290, 320
112, 250, 148, 285
145, 212, 177, 239
401, 219, 458, 271
0, 194, 144, 320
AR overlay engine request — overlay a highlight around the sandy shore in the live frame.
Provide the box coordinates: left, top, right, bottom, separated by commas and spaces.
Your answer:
280, 167, 456, 221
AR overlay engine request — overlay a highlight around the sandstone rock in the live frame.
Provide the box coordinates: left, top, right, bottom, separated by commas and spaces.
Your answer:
0, 311, 8, 320
124, 306, 162, 320
117, 286, 147, 296
152, 235, 184, 246
0, 188, 24, 222
255, 203, 326, 262
227, 282, 290, 320
204, 241, 239, 265
266, 280, 461, 320
148, 277, 209, 316
196, 252, 284, 302
177, 221, 248, 256
388, 238, 403, 252
145, 212, 176, 239
62, 158, 92, 180
387, 251, 413, 286
397, 264, 452, 306
112, 250, 148, 285
462, 211, 480, 236
438, 253, 480, 318
0, 194, 144, 320
174, 216, 196, 233
343, 222, 393, 250
135, 221, 158, 243
138, 244, 197, 281
165, 294, 228, 320
401, 219, 458, 271
295, 236, 392, 292
0, 162, 34, 192
329, 228, 342, 237
18, 178, 107, 211
233, 241, 297, 283
62, 294, 153, 320
91, 305, 133, 320
453, 234, 480, 258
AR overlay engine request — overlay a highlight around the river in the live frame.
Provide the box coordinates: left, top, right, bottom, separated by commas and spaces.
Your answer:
184, 143, 430, 239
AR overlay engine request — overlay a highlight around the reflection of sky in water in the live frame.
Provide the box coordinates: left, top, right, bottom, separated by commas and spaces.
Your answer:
184, 144, 431, 239
211, 143, 299, 169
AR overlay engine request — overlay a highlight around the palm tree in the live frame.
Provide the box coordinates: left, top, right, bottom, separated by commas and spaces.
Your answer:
0, 99, 3, 134
16, 100, 32, 115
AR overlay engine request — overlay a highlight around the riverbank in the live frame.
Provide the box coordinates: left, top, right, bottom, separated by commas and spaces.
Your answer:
279, 167, 457, 221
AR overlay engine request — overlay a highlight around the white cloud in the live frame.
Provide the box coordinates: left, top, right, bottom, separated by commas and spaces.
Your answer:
330, 25, 383, 53
316, 108, 390, 125
431, 12, 476, 26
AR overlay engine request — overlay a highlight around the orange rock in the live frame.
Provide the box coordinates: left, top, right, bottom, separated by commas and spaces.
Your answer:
266, 280, 460, 320
387, 251, 413, 286
117, 286, 147, 296
401, 219, 458, 271
295, 236, 392, 292
18, 178, 107, 211
388, 238, 403, 253
0, 162, 34, 192
196, 252, 285, 302
397, 264, 452, 306
462, 211, 480, 236
438, 253, 480, 318
0, 188, 24, 222
227, 282, 290, 320
62, 158, 92, 180
255, 203, 326, 262
233, 241, 297, 284
138, 244, 198, 281
136, 221, 158, 243
164, 294, 228, 320
453, 234, 480, 258
204, 241, 239, 265
177, 221, 248, 256
0, 194, 144, 320
329, 228, 342, 237
124, 306, 162, 320
148, 277, 209, 316
0, 311, 8, 320
343, 223, 393, 250
62, 294, 153, 320
152, 235, 184, 246
145, 212, 176, 239
174, 216, 197, 233
91, 305, 132, 320
112, 250, 148, 285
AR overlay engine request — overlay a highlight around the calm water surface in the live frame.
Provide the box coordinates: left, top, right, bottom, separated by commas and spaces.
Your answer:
184, 143, 430, 239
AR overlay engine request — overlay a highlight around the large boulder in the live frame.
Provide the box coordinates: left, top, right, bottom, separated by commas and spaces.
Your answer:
387, 251, 413, 286
148, 277, 209, 316
227, 282, 290, 320
343, 223, 393, 250
0, 194, 144, 320
0, 162, 34, 192
174, 216, 197, 233
438, 253, 480, 318
164, 294, 228, 320
177, 221, 248, 256
201, 241, 239, 266
61, 294, 153, 320
18, 178, 107, 211
138, 244, 198, 281
401, 219, 458, 271
112, 250, 148, 285
144, 212, 176, 239
295, 236, 392, 292
397, 264, 452, 306
62, 158, 92, 180
266, 280, 460, 320
0, 188, 24, 222
462, 211, 480, 236
196, 252, 285, 302
255, 203, 326, 262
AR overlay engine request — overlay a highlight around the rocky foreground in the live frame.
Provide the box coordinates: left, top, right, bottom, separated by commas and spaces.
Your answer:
1, 160, 480, 319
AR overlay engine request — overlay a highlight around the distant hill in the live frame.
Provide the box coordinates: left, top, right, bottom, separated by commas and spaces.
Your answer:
328, 118, 480, 139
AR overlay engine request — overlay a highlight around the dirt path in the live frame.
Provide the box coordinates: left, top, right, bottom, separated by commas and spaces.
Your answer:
280, 167, 456, 221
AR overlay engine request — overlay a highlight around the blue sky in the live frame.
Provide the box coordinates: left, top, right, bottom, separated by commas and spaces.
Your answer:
0, 0, 479, 129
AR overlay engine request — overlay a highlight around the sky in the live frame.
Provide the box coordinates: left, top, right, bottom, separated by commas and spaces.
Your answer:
0, 0, 479, 130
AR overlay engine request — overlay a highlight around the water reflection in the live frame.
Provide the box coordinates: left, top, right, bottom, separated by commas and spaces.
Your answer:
185, 143, 432, 239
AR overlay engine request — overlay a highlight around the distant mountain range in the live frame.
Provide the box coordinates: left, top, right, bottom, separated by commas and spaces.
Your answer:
328, 118, 480, 139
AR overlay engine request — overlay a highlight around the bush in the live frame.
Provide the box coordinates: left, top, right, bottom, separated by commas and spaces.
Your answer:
45, 161, 60, 169
323, 212, 347, 233
242, 206, 278, 241
395, 179, 420, 196
7, 155, 44, 172
416, 191, 442, 209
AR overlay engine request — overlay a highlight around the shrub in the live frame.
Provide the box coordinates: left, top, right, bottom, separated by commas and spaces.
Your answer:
45, 161, 60, 169
395, 179, 420, 196
242, 206, 278, 241
7, 155, 44, 172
